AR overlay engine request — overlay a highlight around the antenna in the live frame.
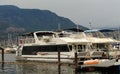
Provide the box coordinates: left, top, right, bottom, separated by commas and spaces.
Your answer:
76, 24, 79, 32
89, 21, 92, 29
118, 26, 120, 40
58, 23, 61, 31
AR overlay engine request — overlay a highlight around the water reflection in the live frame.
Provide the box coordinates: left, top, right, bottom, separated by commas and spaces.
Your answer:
0, 54, 120, 74
0, 63, 119, 74
16, 63, 75, 74
0, 64, 16, 74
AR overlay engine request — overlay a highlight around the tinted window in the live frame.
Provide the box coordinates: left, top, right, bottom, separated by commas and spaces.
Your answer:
22, 44, 70, 55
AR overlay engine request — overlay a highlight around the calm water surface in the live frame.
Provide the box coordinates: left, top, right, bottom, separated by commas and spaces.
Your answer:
0, 54, 119, 74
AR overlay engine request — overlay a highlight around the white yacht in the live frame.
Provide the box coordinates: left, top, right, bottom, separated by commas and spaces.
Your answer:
15, 30, 117, 69
16, 31, 90, 63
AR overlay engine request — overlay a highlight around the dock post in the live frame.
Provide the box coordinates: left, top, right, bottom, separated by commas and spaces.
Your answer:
58, 49, 61, 74
74, 52, 78, 74
0, 47, 4, 69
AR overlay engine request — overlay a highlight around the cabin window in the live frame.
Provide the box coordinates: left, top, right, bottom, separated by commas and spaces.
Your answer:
22, 44, 70, 55
78, 45, 82, 50
97, 44, 106, 49
78, 45, 86, 52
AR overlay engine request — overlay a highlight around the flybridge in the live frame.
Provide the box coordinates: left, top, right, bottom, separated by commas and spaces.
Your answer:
18, 31, 72, 45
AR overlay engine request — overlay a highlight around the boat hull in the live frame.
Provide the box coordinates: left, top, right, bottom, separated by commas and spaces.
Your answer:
16, 55, 74, 64
80, 59, 116, 68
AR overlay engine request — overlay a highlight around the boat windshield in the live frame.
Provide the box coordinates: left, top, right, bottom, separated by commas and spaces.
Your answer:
36, 32, 55, 37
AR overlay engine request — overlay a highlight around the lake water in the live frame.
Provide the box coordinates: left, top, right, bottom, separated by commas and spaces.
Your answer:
0, 54, 120, 74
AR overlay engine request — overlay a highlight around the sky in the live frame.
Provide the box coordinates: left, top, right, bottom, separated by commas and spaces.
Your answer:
0, 0, 120, 29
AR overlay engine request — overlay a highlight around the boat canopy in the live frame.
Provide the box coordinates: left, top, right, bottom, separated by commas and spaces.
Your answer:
84, 29, 115, 33
60, 37, 90, 44
87, 37, 117, 43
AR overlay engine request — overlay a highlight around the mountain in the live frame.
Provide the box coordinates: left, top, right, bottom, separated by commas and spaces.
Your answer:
0, 5, 88, 39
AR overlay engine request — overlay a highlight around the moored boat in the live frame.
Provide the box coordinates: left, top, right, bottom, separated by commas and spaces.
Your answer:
81, 59, 116, 68
15, 30, 119, 71
16, 31, 91, 63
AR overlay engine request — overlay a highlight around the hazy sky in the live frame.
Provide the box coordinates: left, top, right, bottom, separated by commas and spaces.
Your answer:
0, 0, 120, 29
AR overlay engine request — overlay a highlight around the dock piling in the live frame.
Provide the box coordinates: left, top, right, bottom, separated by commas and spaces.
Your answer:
58, 49, 61, 74
74, 52, 78, 74
0, 47, 4, 69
